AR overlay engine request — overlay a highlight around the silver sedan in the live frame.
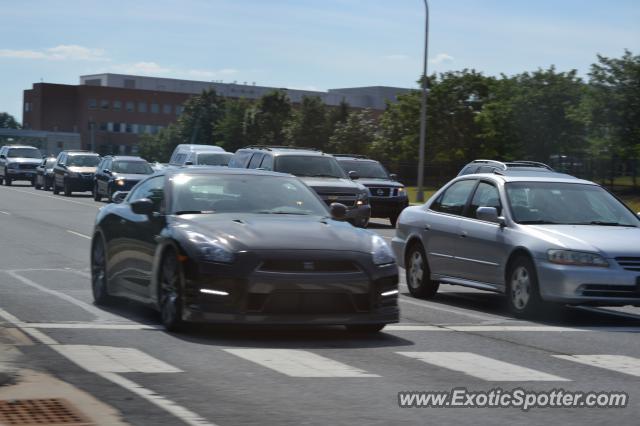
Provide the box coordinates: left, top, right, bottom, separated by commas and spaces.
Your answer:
392, 171, 640, 317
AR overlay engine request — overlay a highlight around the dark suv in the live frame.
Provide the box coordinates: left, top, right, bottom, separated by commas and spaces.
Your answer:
52, 150, 101, 196
457, 159, 555, 176
229, 146, 371, 227
334, 154, 409, 226
93, 155, 154, 202
0, 145, 43, 186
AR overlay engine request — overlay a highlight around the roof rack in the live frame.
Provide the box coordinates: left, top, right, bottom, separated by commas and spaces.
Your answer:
243, 145, 320, 152
468, 159, 554, 171
332, 154, 369, 159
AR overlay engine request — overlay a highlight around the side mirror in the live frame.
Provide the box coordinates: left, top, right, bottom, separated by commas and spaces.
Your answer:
103, 169, 112, 175
476, 206, 506, 226
330, 202, 348, 221
131, 198, 154, 215
389, 173, 398, 181
348, 170, 359, 180
112, 191, 127, 204
184, 161, 193, 166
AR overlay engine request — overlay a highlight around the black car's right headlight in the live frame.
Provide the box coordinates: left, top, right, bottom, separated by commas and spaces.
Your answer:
186, 231, 235, 263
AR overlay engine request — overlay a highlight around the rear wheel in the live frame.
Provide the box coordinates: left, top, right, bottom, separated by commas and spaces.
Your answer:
43, 177, 51, 191
34, 180, 42, 190
63, 180, 72, 196
159, 250, 185, 332
91, 234, 114, 306
389, 214, 399, 227
4, 176, 11, 186
406, 243, 439, 298
52, 180, 60, 194
345, 324, 386, 333
507, 256, 543, 318
93, 184, 101, 201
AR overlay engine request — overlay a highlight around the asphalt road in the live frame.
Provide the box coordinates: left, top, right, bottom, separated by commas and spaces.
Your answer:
1, 183, 640, 425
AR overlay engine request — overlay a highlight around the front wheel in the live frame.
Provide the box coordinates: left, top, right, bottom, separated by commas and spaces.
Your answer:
91, 234, 114, 306
406, 243, 439, 298
93, 184, 101, 201
63, 180, 72, 196
52, 180, 60, 194
389, 214, 399, 227
345, 324, 386, 333
4, 176, 11, 186
507, 256, 543, 318
159, 250, 185, 332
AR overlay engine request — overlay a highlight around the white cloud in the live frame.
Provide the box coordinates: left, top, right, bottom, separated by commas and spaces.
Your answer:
429, 53, 455, 65
0, 45, 108, 61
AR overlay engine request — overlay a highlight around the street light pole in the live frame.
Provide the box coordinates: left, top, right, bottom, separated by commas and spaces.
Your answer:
416, 0, 430, 203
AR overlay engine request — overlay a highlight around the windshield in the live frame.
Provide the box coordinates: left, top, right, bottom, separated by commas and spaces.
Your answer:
338, 160, 389, 179
112, 161, 153, 174
7, 148, 42, 159
275, 155, 347, 178
197, 152, 233, 166
67, 155, 100, 167
506, 182, 640, 226
171, 174, 329, 216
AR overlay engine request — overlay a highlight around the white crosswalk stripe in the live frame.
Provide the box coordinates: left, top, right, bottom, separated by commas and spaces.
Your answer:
224, 349, 379, 377
397, 352, 569, 381
52, 345, 183, 373
554, 354, 640, 377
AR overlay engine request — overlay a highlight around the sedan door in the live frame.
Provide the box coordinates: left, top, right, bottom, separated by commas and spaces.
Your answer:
424, 179, 477, 278
455, 181, 508, 288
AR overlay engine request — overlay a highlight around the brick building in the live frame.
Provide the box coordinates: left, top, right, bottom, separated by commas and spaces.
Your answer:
22, 73, 411, 154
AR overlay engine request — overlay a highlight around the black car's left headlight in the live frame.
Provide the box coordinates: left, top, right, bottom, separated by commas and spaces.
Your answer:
356, 190, 369, 206
186, 231, 235, 264
371, 235, 395, 265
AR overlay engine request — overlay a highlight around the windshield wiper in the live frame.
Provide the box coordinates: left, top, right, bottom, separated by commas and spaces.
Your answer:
568, 221, 636, 227
517, 220, 559, 224
256, 210, 309, 215
174, 210, 214, 215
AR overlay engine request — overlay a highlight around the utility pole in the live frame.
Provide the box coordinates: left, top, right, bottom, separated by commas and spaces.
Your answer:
416, 0, 430, 203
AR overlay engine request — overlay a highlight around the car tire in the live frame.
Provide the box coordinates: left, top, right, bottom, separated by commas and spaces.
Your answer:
43, 178, 51, 191
52, 180, 60, 194
93, 184, 101, 202
159, 249, 185, 332
4, 176, 11, 186
406, 243, 439, 299
34, 181, 42, 190
345, 324, 386, 333
389, 214, 399, 227
91, 234, 115, 306
507, 256, 543, 318
63, 180, 72, 196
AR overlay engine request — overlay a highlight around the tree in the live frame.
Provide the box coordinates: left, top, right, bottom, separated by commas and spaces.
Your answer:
176, 89, 225, 147
328, 99, 350, 129
328, 110, 377, 154
216, 98, 253, 152
286, 96, 330, 149
138, 124, 181, 163
246, 90, 292, 145
0, 112, 20, 129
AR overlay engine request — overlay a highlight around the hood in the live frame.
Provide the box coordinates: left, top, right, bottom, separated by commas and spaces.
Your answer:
526, 225, 640, 258
357, 178, 404, 188
68, 166, 97, 173
298, 177, 366, 192
7, 158, 42, 165
173, 214, 374, 252
112, 173, 149, 181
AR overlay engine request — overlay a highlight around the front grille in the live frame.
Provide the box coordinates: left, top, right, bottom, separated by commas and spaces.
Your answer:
315, 191, 357, 207
17, 164, 37, 170
259, 259, 360, 273
616, 257, 640, 272
367, 186, 392, 197
581, 284, 640, 298
247, 292, 360, 314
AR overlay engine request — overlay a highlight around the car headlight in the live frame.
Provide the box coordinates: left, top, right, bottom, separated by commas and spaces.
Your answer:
186, 231, 235, 263
356, 191, 369, 206
7, 163, 18, 169
547, 250, 608, 267
115, 178, 126, 187
371, 235, 395, 265
397, 187, 407, 197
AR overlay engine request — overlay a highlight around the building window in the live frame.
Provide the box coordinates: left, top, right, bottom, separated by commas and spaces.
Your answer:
100, 100, 109, 110
125, 123, 133, 133
151, 103, 159, 113
99, 122, 107, 131
175, 105, 184, 115
113, 122, 121, 132
138, 102, 147, 113
24, 102, 31, 112
126, 101, 134, 112
88, 99, 97, 109
163, 104, 172, 114
121, 122, 126, 133
107, 122, 114, 132
113, 101, 122, 111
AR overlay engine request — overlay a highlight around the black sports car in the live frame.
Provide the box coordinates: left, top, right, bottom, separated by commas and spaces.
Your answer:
91, 168, 399, 332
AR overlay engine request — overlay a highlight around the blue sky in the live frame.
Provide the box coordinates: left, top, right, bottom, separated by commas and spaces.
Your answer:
1, 0, 639, 121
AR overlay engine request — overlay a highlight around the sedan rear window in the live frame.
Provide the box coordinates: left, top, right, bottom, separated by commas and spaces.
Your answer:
7, 148, 42, 158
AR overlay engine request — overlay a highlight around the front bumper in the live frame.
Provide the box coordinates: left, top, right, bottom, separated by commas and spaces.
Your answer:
536, 259, 640, 306
7, 169, 37, 181
370, 197, 409, 218
180, 250, 399, 325
65, 175, 95, 191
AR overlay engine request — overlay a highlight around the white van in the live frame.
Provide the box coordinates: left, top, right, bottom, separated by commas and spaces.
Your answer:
168, 144, 232, 166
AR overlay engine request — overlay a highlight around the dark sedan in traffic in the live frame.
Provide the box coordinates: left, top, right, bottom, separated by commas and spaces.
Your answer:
91, 168, 399, 332
93, 155, 154, 202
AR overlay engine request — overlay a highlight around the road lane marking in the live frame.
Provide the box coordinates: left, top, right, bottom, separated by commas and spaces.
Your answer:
398, 352, 569, 381
386, 325, 586, 332
98, 372, 216, 426
0, 186, 99, 208
52, 345, 183, 373
67, 230, 91, 239
224, 349, 379, 377
4, 270, 123, 322
0, 210, 9, 215
0, 308, 215, 426
554, 355, 640, 377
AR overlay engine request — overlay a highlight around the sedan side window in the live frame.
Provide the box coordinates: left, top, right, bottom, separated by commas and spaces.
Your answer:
468, 181, 502, 219
247, 153, 264, 169
260, 155, 273, 171
430, 180, 477, 216
128, 176, 165, 210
